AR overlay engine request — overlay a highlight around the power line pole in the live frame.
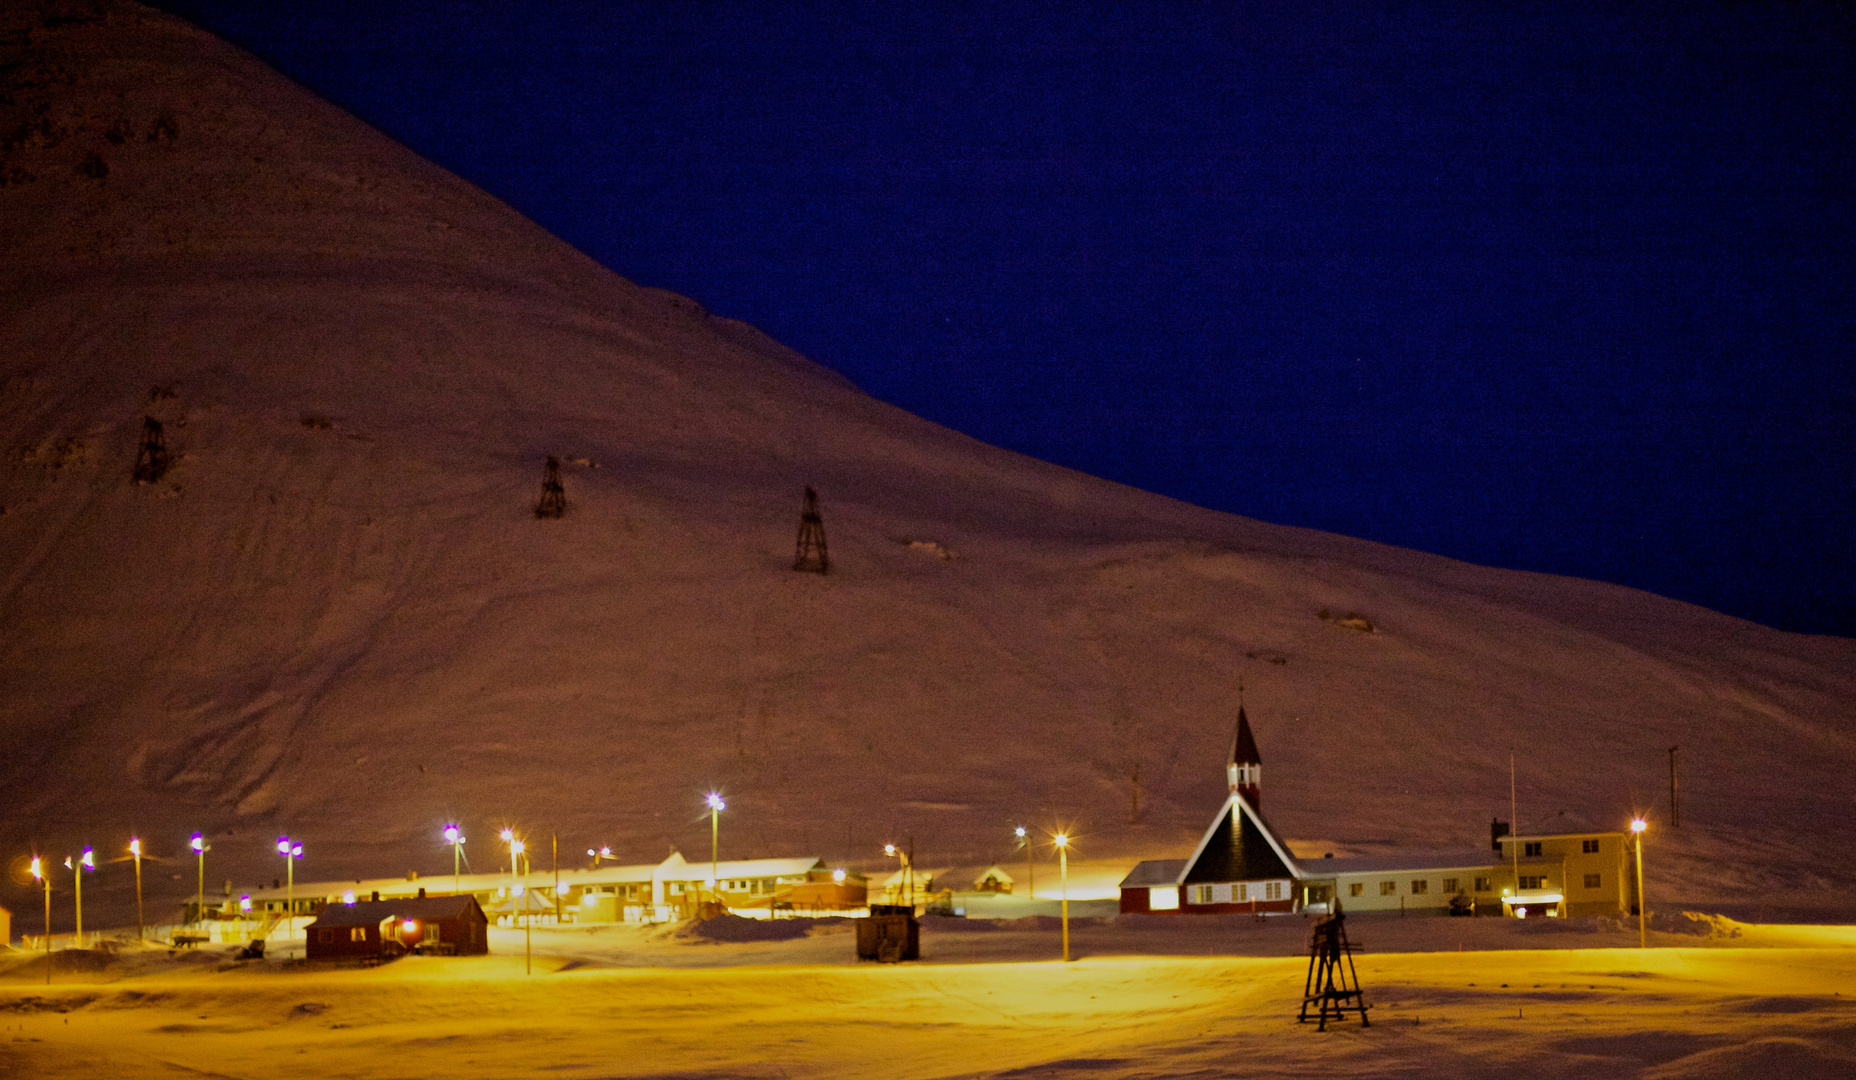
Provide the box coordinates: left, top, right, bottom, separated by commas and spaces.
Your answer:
1668, 745, 1679, 827
794, 486, 828, 573
535, 456, 566, 519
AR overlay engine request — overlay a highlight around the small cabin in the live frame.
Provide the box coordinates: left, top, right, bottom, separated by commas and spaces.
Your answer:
305, 894, 488, 960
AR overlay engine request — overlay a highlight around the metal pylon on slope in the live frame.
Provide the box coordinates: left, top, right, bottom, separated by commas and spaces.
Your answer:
794, 486, 828, 573
535, 455, 566, 519
1298, 905, 1370, 1030
132, 416, 169, 484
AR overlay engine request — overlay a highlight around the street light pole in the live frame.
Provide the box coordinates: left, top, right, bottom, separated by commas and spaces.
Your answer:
706, 793, 726, 908
277, 836, 302, 956
129, 838, 145, 941
1054, 833, 1071, 962
66, 849, 93, 947
444, 825, 465, 896
1015, 826, 1033, 898
1630, 817, 1648, 948
29, 857, 50, 985
190, 833, 206, 931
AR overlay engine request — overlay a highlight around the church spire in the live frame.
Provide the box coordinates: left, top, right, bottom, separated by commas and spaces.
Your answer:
1227, 679, 1261, 806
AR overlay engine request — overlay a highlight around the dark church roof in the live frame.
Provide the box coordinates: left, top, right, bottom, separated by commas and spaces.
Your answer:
1182, 795, 1295, 883
1229, 705, 1260, 767
306, 895, 482, 927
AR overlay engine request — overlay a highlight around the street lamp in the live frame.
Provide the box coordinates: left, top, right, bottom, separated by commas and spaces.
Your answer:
1014, 826, 1034, 898
706, 793, 726, 906
277, 836, 303, 954
588, 845, 613, 867
443, 825, 466, 896
63, 848, 94, 948
1630, 817, 1648, 948
28, 856, 50, 985
128, 838, 145, 941
1053, 832, 1071, 962
190, 833, 207, 931
504, 830, 530, 975
884, 841, 915, 911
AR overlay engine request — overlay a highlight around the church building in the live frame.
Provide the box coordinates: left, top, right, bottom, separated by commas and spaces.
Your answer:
1118, 704, 1302, 914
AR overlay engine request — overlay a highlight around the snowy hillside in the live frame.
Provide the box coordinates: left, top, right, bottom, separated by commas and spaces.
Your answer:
2, 0, 1852, 927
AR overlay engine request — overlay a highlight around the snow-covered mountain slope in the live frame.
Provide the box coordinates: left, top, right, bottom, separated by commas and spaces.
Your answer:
2, 0, 1851, 925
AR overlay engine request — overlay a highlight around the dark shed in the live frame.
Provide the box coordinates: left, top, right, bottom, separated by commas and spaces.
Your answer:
305, 895, 489, 959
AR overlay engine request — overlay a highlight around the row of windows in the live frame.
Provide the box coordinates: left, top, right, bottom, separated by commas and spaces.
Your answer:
1346, 873, 1604, 898
1517, 839, 1603, 857
1188, 880, 1286, 905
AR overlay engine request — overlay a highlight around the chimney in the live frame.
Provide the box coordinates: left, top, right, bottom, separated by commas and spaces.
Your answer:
371, 890, 381, 902
417, 887, 426, 898
1491, 818, 1511, 852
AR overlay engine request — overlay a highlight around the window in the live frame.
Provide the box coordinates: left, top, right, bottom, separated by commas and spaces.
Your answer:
1410, 880, 1429, 895
1475, 877, 1492, 892
1584, 873, 1602, 889
1520, 875, 1545, 890
1235, 883, 1249, 901
1524, 842, 1543, 857
349, 927, 366, 942
1149, 886, 1179, 911
1379, 881, 1397, 896
1443, 878, 1459, 893
1264, 881, 1284, 900
1583, 839, 1601, 853
1349, 883, 1364, 897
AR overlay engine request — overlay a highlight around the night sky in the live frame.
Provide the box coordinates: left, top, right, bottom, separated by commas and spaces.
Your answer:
157, 3, 1854, 636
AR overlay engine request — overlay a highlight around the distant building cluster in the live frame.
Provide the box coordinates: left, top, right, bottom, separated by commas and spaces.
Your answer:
1119, 707, 1641, 920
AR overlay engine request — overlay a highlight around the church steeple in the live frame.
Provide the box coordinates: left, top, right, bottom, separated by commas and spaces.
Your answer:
1227, 680, 1261, 806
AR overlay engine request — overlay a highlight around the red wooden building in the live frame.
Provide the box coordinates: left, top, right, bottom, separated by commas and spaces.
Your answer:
305, 893, 489, 959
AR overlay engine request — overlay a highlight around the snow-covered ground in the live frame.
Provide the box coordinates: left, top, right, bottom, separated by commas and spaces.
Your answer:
1, 0, 1852, 941
3, 916, 1855, 1077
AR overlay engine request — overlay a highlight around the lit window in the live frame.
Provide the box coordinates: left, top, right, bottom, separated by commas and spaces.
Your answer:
1379, 881, 1396, 896
1410, 880, 1429, 895
1584, 873, 1601, 888
1582, 839, 1600, 854
349, 927, 366, 942
1520, 875, 1545, 890
1349, 883, 1364, 897
1148, 886, 1179, 911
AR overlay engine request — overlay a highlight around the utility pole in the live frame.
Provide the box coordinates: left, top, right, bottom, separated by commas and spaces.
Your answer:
535, 455, 566, 518
132, 417, 169, 483
1668, 746, 1679, 827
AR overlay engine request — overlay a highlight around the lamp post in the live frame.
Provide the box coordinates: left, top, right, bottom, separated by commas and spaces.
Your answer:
64, 848, 94, 948
29, 857, 50, 985
276, 836, 302, 955
190, 833, 207, 931
588, 845, 612, 868
1630, 817, 1648, 948
1053, 832, 1071, 963
444, 825, 465, 896
884, 841, 916, 911
706, 793, 726, 907
128, 838, 145, 941
1015, 825, 1033, 898
504, 830, 530, 975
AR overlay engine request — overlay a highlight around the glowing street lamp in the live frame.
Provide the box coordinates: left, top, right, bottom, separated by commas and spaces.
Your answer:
1053, 832, 1071, 963
706, 793, 726, 905
128, 838, 145, 941
189, 833, 207, 930
277, 836, 303, 954
62, 848, 94, 948
1630, 817, 1649, 948
443, 825, 466, 897
1014, 825, 1034, 898
504, 829, 531, 975
884, 841, 915, 910
28, 856, 50, 985
588, 845, 613, 867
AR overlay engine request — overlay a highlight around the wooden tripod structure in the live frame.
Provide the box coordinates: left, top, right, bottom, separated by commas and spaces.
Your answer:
132, 416, 169, 483
1298, 906, 1370, 1030
535, 455, 566, 519
793, 486, 828, 573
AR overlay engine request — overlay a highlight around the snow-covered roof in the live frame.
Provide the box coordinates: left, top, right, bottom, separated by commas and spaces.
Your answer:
1119, 860, 1188, 888
307, 895, 481, 927
1295, 849, 1495, 876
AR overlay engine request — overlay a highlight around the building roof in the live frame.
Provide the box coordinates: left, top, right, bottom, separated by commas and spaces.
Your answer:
240, 852, 828, 902
1182, 792, 1298, 883
1230, 705, 1260, 767
1119, 860, 1188, 888
307, 895, 482, 928
1294, 849, 1495, 876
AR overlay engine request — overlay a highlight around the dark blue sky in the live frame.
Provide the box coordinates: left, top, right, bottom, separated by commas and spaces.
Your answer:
160, 2, 1854, 635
